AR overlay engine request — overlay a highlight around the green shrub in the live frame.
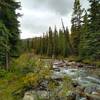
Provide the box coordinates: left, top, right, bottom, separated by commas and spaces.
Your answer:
79, 32, 100, 60
94, 61, 100, 67
10, 54, 37, 75
82, 59, 93, 64
0, 69, 7, 78
67, 55, 80, 62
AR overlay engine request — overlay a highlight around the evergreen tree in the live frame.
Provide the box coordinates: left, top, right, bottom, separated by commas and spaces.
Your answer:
61, 19, 71, 56
0, 21, 10, 69
79, 0, 100, 60
47, 27, 53, 57
88, 0, 100, 32
53, 26, 59, 57
82, 10, 88, 32
0, 0, 21, 68
58, 29, 65, 56
3, 0, 21, 57
64, 27, 71, 57
44, 33, 48, 55
71, 0, 83, 54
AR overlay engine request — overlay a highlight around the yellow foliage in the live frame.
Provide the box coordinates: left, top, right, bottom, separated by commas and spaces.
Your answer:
23, 73, 39, 87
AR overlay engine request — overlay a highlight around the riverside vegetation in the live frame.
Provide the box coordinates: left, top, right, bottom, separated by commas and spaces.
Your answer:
0, 54, 73, 100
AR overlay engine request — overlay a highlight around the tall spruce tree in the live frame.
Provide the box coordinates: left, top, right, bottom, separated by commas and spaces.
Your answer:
88, 0, 100, 32
58, 29, 65, 56
53, 26, 59, 57
79, 10, 89, 59
61, 19, 71, 56
0, 0, 21, 68
64, 27, 71, 56
79, 0, 100, 60
0, 21, 10, 69
47, 27, 53, 56
71, 0, 83, 55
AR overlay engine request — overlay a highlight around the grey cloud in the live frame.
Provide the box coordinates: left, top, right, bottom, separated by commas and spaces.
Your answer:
21, 0, 74, 15
21, 0, 89, 16
47, 0, 73, 15
21, 11, 61, 35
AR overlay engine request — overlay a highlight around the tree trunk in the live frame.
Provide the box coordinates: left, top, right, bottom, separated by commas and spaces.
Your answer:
5, 51, 9, 70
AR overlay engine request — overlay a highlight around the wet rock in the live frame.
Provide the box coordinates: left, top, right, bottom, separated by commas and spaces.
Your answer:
92, 92, 99, 95
39, 80, 48, 90
96, 88, 100, 94
37, 90, 49, 99
86, 94, 100, 100
72, 81, 79, 87
65, 61, 70, 66
77, 63, 84, 68
23, 90, 49, 100
67, 61, 76, 66
77, 86, 85, 92
53, 61, 65, 67
84, 86, 97, 94
53, 68, 60, 72
85, 65, 96, 69
80, 97, 87, 100
23, 91, 37, 100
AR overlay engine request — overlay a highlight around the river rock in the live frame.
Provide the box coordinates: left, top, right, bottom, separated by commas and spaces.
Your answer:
23, 91, 37, 100
67, 61, 76, 66
72, 81, 79, 87
53, 61, 65, 67
80, 97, 87, 100
92, 91, 99, 95
23, 90, 49, 100
37, 90, 49, 99
86, 94, 100, 100
77, 63, 84, 68
84, 86, 97, 94
67, 92, 76, 100
77, 86, 85, 92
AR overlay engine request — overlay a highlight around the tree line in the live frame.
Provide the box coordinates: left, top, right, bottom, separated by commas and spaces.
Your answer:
21, 24, 72, 57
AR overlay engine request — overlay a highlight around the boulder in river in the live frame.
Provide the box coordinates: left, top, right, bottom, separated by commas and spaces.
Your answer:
84, 86, 97, 94
53, 61, 65, 67
77, 63, 84, 68
80, 97, 87, 100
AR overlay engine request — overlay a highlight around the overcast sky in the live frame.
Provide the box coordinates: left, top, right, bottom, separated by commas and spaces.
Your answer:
18, 0, 89, 39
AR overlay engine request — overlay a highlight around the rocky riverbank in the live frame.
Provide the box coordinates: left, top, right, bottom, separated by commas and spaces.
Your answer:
23, 60, 100, 100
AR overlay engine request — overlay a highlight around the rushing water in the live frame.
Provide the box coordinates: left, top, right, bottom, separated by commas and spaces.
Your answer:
52, 61, 100, 100
53, 63, 100, 89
